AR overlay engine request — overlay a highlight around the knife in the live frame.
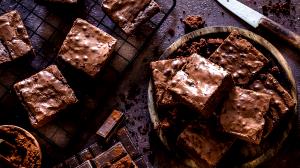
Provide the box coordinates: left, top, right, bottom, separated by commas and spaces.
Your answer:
217, 0, 300, 50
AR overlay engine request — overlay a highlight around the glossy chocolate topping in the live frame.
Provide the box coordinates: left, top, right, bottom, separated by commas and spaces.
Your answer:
59, 19, 117, 77
209, 30, 268, 85
220, 87, 271, 144
14, 65, 78, 128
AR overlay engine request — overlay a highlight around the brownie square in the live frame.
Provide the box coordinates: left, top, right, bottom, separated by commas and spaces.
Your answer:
150, 57, 188, 107
58, 18, 117, 77
102, 0, 160, 35
177, 124, 235, 168
220, 87, 271, 144
0, 10, 32, 64
14, 65, 78, 128
168, 54, 234, 118
209, 30, 269, 85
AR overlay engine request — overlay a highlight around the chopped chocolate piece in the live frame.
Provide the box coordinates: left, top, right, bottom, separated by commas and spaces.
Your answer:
96, 110, 124, 141
58, 18, 117, 77
220, 87, 271, 144
110, 155, 137, 168
52, 163, 65, 168
150, 57, 188, 107
0, 11, 32, 64
183, 15, 205, 32
92, 142, 127, 168
78, 149, 94, 163
117, 127, 140, 159
102, 0, 160, 34
134, 157, 147, 168
209, 30, 269, 85
168, 54, 234, 118
177, 124, 235, 168
65, 156, 80, 168
76, 160, 93, 168
14, 65, 78, 128
89, 143, 103, 157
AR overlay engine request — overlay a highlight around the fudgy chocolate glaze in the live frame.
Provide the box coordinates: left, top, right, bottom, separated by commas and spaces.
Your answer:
177, 124, 235, 168
14, 65, 78, 128
150, 57, 187, 107
102, 0, 160, 34
0, 10, 32, 64
59, 18, 117, 77
209, 30, 269, 85
168, 53, 233, 118
220, 87, 271, 144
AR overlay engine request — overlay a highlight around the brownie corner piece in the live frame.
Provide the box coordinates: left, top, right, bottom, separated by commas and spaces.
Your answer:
14, 65, 78, 128
209, 30, 268, 85
220, 87, 271, 144
0, 10, 32, 64
58, 18, 117, 77
102, 0, 160, 35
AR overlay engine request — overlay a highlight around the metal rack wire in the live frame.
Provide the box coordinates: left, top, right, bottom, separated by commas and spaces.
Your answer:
0, 0, 176, 166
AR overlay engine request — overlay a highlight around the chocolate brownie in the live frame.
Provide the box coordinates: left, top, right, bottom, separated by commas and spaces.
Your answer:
220, 87, 271, 144
150, 57, 188, 107
0, 10, 32, 64
209, 30, 269, 85
182, 15, 205, 32
102, 0, 160, 35
14, 65, 78, 128
177, 124, 235, 168
58, 18, 117, 77
168, 54, 234, 118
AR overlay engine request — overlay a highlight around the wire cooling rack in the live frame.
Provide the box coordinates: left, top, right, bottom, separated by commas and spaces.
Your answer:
0, 0, 176, 167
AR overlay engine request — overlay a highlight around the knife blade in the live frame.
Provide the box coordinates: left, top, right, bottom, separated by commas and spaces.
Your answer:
217, 0, 300, 50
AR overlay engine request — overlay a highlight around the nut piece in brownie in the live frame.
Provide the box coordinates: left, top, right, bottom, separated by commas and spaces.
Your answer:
209, 30, 269, 85
168, 53, 234, 118
220, 87, 271, 144
0, 10, 32, 64
177, 124, 235, 168
150, 57, 188, 107
14, 65, 78, 128
182, 15, 205, 32
249, 73, 295, 137
102, 0, 160, 35
58, 18, 117, 77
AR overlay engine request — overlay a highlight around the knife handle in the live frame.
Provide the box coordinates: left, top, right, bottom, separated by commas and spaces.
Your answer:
259, 17, 300, 50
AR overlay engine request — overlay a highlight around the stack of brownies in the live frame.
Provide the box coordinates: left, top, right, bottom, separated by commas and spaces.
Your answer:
150, 30, 296, 167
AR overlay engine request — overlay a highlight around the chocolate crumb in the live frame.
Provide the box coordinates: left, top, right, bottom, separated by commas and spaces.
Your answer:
167, 28, 175, 37
183, 15, 205, 33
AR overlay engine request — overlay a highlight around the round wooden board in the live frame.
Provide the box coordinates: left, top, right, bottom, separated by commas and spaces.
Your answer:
147, 26, 297, 168
0, 125, 42, 168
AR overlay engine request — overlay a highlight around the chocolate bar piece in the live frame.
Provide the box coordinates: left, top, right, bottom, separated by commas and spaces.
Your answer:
58, 18, 117, 77
14, 65, 78, 128
65, 156, 80, 168
150, 57, 188, 107
110, 155, 137, 168
96, 110, 124, 141
0, 10, 32, 64
89, 143, 103, 157
220, 87, 271, 144
177, 124, 235, 168
78, 149, 94, 163
76, 160, 93, 168
117, 127, 140, 159
168, 54, 234, 118
92, 142, 127, 168
209, 30, 269, 85
102, 0, 160, 34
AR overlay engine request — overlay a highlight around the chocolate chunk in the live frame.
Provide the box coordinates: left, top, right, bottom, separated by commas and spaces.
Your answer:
92, 142, 127, 168
150, 57, 188, 107
75, 160, 93, 168
102, 0, 160, 34
0, 11, 32, 64
168, 54, 234, 118
14, 65, 78, 128
89, 143, 103, 157
220, 87, 271, 144
209, 30, 269, 85
78, 149, 94, 163
117, 127, 140, 159
65, 156, 80, 168
58, 18, 117, 77
96, 110, 124, 142
177, 124, 235, 168
110, 154, 137, 168
183, 15, 205, 32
